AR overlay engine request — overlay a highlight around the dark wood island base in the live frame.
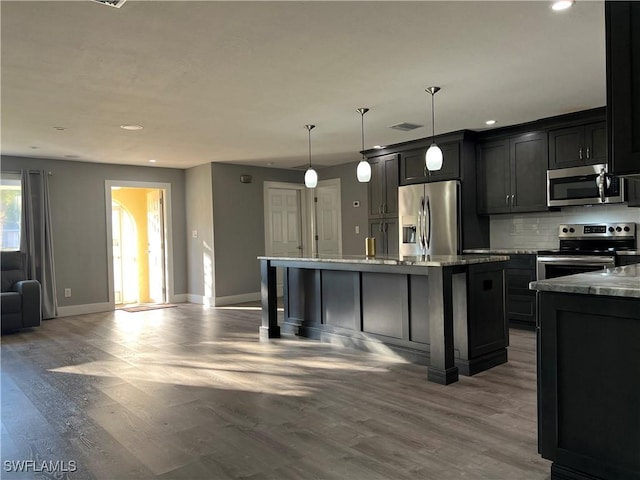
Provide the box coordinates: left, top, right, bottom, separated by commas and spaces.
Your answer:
259, 254, 510, 385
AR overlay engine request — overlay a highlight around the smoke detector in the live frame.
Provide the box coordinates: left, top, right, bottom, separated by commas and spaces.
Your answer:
389, 122, 423, 132
91, 0, 127, 8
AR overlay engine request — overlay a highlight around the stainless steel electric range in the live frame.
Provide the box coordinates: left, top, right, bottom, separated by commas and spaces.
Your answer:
536, 222, 637, 280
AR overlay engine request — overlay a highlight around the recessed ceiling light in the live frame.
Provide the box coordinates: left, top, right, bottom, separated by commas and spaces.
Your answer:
552, 0, 574, 11
267, 162, 274, 166
120, 124, 143, 131
53, 126, 66, 131
149, 159, 157, 163
30, 146, 39, 149
485, 120, 497, 125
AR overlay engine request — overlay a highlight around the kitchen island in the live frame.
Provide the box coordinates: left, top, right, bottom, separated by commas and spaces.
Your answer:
259, 253, 509, 385
530, 264, 640, 480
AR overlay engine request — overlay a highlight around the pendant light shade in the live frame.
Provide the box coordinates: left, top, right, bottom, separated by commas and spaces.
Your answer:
356, 108, 371, 183
425, 86, 443, 172
304, 124, 317, 188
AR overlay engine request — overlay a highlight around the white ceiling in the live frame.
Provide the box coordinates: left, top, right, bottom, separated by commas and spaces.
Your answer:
1, 0, 606, 170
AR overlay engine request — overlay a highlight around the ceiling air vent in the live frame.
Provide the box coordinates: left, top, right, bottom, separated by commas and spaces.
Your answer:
90, 0, 127, 8
389, 122, 423, 132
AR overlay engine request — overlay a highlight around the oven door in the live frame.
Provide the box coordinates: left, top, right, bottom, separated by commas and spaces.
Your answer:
536, 255, 616, 280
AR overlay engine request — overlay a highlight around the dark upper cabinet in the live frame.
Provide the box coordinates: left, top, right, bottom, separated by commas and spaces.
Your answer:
399, 142, 460, 185
477, 139, 510, 214
627, 178, 640, 207
510, 131, 549, 212
368, 154, 398, 218
477, 131, 548, 214
548, 121, 607, 169
606, 1, 640, 176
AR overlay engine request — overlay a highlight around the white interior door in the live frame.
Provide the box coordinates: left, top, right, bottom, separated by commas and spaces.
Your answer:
314, 180, 342, 255
265, 187, 303, 292
266, 188, 303, 257
147, 190, 166, 303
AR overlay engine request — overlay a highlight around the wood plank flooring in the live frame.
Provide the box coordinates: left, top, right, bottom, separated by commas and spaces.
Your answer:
1, 304, 550, 479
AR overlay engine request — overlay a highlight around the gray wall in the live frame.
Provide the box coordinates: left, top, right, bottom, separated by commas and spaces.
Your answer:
319, 161, 369, 256
211, 163, 302, 298
1, 156, 187, 307
185, 163, 214, 302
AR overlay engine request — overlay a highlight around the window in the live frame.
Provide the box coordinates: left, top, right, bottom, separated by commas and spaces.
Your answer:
0, 173, 22, 251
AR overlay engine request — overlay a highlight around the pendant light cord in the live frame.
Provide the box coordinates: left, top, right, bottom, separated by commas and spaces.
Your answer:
305, 124, 315, 169
431, 93, 435, 142
308, 129, 312, 168
361, 112, 365, 160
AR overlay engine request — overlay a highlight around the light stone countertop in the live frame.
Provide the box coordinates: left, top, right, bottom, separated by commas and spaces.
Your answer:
530, 263, 640, 299
258, 253, 510, 268
463, 248, 540, 255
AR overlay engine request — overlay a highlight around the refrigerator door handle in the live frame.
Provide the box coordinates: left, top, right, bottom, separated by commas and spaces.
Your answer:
425, 195, 431, 251
418, 196, 426, 252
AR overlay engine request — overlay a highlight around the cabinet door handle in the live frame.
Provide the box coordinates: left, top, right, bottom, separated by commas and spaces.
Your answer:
586, 147, 590, 159
382, 203, 386, 214
511, 194, 515, 206
379, 222, 383, 232
579, 148, 583, 160
506, 195, 509, 206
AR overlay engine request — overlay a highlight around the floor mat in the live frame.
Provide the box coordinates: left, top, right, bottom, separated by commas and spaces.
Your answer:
120, 304, 178, 313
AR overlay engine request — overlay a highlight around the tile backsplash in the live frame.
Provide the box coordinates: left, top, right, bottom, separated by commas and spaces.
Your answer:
490, 204, 640, 249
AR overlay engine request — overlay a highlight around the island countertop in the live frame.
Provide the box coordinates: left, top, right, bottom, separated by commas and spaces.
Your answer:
530, 263, 640, 299
258, 253, 510, 268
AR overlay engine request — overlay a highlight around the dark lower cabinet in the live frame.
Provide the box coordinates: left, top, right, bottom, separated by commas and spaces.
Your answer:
538, 292, 640, 480
283, 262, 508, 378
505, 254, 537, 329
368, 218, 398, 256
617, 255, 640, 266
606, 1, 640, 176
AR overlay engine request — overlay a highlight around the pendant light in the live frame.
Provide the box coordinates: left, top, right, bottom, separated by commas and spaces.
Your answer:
425, 86, 443, 172
304, 124, 318, 188
356, 108, 371, 182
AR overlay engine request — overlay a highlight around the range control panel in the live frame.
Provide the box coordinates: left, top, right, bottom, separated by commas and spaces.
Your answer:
559, 223, 637, 239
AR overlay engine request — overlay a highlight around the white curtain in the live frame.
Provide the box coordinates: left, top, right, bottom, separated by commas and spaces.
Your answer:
20, 170, 57, 319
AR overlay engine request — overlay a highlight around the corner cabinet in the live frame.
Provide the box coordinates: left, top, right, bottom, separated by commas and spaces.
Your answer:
606, 1, 640, 176
548, 121, 607, 169
477, 131, 548, 214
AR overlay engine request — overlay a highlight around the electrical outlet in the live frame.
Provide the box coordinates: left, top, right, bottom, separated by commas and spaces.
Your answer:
192, 230, 198, 238
355, 225, 360, 234
64, 288, 71, 298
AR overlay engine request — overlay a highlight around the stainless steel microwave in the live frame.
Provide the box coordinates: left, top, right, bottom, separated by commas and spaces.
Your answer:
547, 164, 624, 207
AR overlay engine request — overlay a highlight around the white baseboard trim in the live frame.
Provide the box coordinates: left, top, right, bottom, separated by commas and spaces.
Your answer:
187, 294, 216, 306
214, 292, 261, 306
57, 302, 113, 317
170, 294, 189, 303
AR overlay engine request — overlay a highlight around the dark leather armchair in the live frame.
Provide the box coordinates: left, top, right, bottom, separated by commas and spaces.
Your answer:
1, 251, 41, 332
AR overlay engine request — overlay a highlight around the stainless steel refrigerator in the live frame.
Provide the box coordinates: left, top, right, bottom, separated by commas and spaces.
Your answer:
398, 180, 460, 256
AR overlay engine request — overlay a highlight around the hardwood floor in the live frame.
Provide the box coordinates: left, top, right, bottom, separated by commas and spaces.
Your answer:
1, 304, 550, 479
